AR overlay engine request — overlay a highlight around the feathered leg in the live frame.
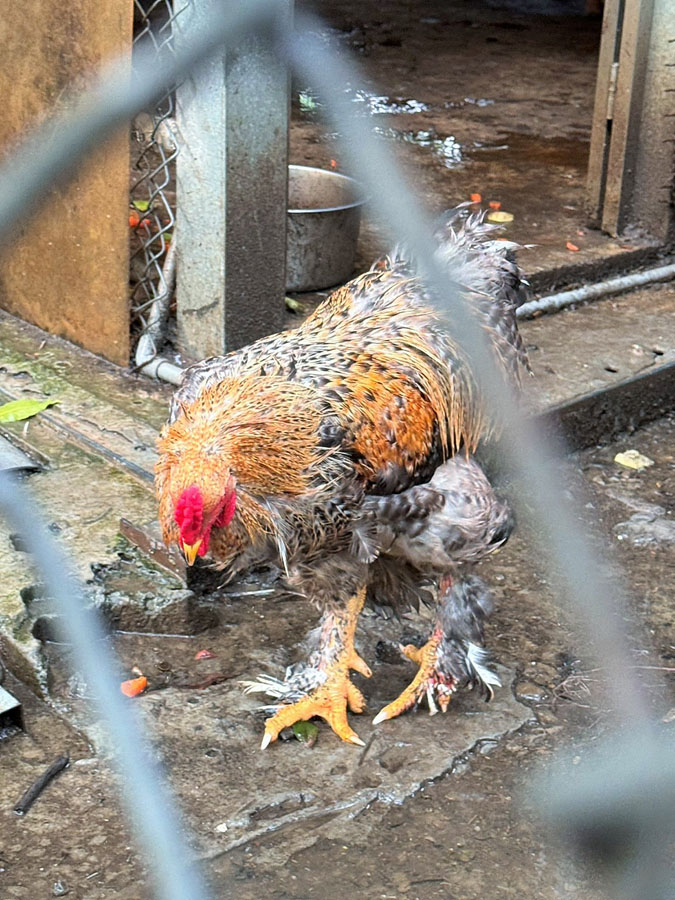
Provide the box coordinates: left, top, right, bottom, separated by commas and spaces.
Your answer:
373, 576, 500, 724
242, 587, 371, 748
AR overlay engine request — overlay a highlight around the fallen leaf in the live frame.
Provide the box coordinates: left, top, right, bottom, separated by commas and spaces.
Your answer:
566, 241, 580, 252
614, 450, 654, 471
195, 649, 216, 660
132, 199, 150, 212
489, 200, 501, 210
121, 675, 148, 697
0, 398, 58, 423
470, 192, 482, 203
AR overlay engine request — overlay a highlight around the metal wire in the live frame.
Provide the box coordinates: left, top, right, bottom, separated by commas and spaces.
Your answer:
0, 474, 210, 900
130, 1, 189, 350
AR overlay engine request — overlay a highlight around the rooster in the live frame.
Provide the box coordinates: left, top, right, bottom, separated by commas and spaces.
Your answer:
156, 207, 529, 747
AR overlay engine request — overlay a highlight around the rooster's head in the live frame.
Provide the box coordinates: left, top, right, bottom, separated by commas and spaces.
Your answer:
173, 475, 237, 565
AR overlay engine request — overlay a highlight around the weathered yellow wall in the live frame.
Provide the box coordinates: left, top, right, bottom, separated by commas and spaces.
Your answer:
0, 1, 133, 365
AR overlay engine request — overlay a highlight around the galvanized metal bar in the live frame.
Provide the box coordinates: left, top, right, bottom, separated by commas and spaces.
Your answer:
175, 0, 291, 360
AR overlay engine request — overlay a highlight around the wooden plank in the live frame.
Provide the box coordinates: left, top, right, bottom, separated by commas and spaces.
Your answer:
586, 0, 622, 221
626, 0, 675, 241
0, 1, 133, 366
601, 0, 655, 235
175, 0, 291, 361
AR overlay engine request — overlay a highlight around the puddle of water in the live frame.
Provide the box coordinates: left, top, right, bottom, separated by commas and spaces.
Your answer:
445, 97, 496, 109
350, 90, 429, 115
374, 126, 465, 169
297, 87, 429, 119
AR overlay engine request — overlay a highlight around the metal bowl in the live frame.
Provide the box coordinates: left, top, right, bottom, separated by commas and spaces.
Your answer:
286, 165, 364, 292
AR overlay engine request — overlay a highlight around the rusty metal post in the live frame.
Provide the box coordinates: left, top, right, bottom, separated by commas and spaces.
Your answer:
174, 0, 290, 362
587, 0, 675, 240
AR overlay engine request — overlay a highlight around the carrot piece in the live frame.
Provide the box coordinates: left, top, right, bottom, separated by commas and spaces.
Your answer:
129, 212, 140, 227
489, 200, 501, 210
566, 241, 580, 252
470, 192, 482, 203
121, 675, 148, 697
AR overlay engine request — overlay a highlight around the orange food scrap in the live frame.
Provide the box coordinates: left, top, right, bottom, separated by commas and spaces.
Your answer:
330, 159, 338, 169
129, 211, 151, 229
121, 675, 148, 697
470, 193, 482, 203
566, 241, 580, 252
489, 200, 501, 210
194, 649, 216, 660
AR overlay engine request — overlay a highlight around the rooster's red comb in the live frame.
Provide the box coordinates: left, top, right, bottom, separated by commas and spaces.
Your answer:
174, 485, 203, 543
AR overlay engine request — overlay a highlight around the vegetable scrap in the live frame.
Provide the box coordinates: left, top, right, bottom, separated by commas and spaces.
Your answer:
292, 720, 319, 747
488, 200, 501, 210
566, 241, 580, 252
120, 675, 148, 697
470, 192, 482, 203
486, 210, 514, 224
194, 649, 216, 660
129, 211, 151, 228
330, 159, 338, 169
285, 296, 306, 314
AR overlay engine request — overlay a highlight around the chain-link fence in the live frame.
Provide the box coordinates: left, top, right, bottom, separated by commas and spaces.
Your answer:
0, 2, 673, 899
130, 1, 188, 369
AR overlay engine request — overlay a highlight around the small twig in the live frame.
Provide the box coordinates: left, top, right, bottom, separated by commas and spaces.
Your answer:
14, 754, 69, 815
81, 506, 113, 526
357, 732, 375, 766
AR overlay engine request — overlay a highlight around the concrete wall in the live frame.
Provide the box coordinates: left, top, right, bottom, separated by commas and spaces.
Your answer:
0, 1, 133, 365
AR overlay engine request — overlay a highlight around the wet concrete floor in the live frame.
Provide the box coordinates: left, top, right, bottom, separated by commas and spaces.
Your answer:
0, 411, 672, 899
293, 0, 657, 286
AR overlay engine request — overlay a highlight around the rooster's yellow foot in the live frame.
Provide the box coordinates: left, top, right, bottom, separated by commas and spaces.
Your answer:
244, 587, 371, 748
259, 650, 371, 749
373, 629, 456, 724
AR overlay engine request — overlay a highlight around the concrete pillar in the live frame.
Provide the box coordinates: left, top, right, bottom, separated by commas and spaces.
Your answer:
175, 0, 291, 361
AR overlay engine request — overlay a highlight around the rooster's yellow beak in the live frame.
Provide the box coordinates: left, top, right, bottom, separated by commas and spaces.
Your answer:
182, 540, 202, 566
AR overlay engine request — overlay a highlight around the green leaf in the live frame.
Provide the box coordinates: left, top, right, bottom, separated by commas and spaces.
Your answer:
298, 91, 318, 112
285, 296, 306, 314
0, 398, 58, 423
292, 720, 319, 747
132, 200, 150, 212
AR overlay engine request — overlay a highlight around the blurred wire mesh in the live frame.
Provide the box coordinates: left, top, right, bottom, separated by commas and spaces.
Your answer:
0, 1, 672, 898
130, 0, 188, 357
